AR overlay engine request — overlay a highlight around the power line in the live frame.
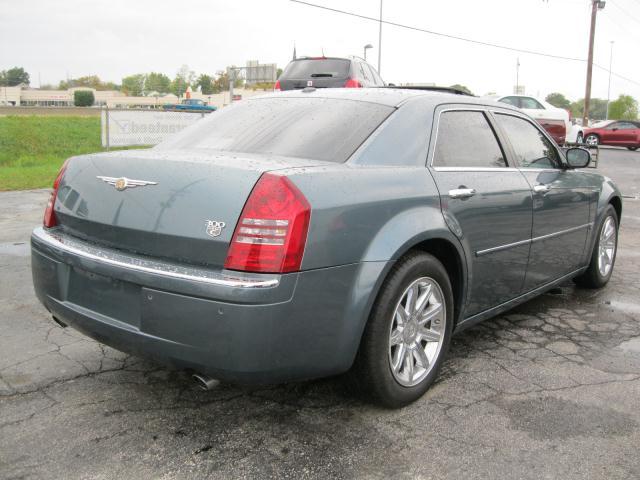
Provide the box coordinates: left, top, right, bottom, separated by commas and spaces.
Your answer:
290, 0, 585, 62
290, 0, 640, 88
609, 0, 640, 25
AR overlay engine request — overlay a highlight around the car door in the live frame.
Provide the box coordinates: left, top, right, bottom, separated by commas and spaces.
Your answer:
493, 112, 592, 290
428, 108, 533, 317
611, 122, 638, 144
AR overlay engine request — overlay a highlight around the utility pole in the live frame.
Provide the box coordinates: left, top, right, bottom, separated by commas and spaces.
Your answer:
606, 40, 614, 120
582, 0, 606, 126
377, 0, 383, 74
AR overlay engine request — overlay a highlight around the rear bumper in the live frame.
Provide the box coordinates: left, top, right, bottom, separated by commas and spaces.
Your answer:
31, 227, 387, 384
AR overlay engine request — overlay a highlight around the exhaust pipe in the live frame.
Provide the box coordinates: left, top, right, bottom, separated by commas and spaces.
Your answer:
192, 373, 220, 391
52, 316, 68, 328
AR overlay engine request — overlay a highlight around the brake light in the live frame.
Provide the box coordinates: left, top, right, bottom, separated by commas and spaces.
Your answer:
274, 80, 281, 91
224, 173, 311, 273
43, 159, 70, 228
344, 78, 362, 88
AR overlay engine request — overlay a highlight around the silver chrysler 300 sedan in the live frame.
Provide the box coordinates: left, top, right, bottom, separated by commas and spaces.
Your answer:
31, 88, 622, 407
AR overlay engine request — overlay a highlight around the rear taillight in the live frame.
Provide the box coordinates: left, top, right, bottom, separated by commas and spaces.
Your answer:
224, 173, 311, 273
344, 78, 362, 88
274, 80, 281, 91
43, 159, 70, 228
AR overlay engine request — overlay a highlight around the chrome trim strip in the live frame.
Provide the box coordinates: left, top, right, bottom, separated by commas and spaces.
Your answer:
475, 238, 531, 256
31, 227, 280, 289
476, 223, 593, 257
531, 222, 593, 244
432, 167, 520, 172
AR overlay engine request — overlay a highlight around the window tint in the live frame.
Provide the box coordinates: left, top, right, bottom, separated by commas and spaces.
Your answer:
615, 122, 637, 130
499, 97, 519, 107
280, 59, 350, 79
433, 111, 507, 168
157, 97, 394, 163
495, 114, 561, 169
519, 97, 545, 109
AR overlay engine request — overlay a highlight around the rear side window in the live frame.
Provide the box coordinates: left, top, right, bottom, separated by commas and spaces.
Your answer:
157, 97, 394, 163
495, 114, 561, 169
519, 97, 545, 109
499, 97, 519, 107
433, 111, 507, 168
280, 59, 350, 79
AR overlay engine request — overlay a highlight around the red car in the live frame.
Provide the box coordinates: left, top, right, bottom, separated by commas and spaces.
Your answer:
577, 120, 640, 151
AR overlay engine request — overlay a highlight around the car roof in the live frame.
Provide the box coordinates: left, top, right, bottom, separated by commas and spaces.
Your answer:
250, 87, 520, 111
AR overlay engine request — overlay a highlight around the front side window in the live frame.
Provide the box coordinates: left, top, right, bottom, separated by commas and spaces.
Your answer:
495, 114, 561, 169
614, 122, 636, 130
433, 111, 507, 168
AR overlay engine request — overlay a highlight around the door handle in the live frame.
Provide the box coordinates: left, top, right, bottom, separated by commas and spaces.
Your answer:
533, 184, 551, 194
449, 188, 476, 199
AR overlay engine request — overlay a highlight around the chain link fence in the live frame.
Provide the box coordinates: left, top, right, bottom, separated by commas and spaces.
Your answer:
101, 107, 213, 148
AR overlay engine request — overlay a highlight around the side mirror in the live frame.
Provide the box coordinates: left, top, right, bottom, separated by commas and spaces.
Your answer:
565, 147, 591, 169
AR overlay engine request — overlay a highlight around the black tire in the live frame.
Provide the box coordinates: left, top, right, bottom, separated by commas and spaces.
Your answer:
574, 205, 619, 289
585, 133, 600, 146
350, 251, 454, 408
627, 146, 638, 151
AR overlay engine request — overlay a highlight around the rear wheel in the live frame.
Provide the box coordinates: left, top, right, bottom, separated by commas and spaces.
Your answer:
585, 134, 600, 146
351, 252, 453, 408
628, 146, 638, 151
574, 205, 618, 288
576, 132, 584, 144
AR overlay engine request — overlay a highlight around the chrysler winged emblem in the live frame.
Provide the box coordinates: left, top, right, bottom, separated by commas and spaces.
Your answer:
97, 176, 158, 191
205, 220, 226, 237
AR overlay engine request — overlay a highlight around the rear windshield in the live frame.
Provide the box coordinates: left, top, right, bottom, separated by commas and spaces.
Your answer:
280, 59, 350, 79
156, 97, 394, 163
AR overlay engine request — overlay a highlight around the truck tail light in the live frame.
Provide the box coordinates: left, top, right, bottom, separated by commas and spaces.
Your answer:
344, 78, 362, 88
274, 80, 281, 91
43, 159, 70, 228
224, 173, 311, 273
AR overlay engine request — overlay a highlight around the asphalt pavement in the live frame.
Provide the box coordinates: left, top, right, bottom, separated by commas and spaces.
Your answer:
1, 148, 639, 479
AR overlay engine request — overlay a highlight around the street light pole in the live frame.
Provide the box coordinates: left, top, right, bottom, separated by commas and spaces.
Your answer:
606, 40, 614, 120
582, 0, 605, 126
377, 0, 383, 74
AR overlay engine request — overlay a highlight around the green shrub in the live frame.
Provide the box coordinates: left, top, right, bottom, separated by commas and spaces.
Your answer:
74, 90, 95, 107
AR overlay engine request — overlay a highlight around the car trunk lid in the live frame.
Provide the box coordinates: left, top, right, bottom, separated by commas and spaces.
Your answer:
54, 149, 323, 268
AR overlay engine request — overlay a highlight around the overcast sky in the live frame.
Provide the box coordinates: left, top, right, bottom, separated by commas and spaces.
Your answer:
2, 0, 639, 101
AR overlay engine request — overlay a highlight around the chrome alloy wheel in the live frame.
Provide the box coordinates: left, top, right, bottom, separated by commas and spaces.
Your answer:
585, 134, 599, 146
598, 216, 617, 277
388, 277, 446, 387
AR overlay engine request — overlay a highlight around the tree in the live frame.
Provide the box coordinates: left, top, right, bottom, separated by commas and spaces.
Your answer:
144, 72, 171, 95
58, 75, 117, 91
74, 90, 94, 106
608, 94, 639, 120
545, 92, 571, 110
171, 65, 196, 97
197, 74, 215, 95
121, 74, 146, 96
0, 67, 30, 86
450, 84, 473, 95
570, 98, 607, 121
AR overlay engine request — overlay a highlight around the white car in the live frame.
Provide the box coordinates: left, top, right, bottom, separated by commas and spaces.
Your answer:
485, 94, 571, 145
